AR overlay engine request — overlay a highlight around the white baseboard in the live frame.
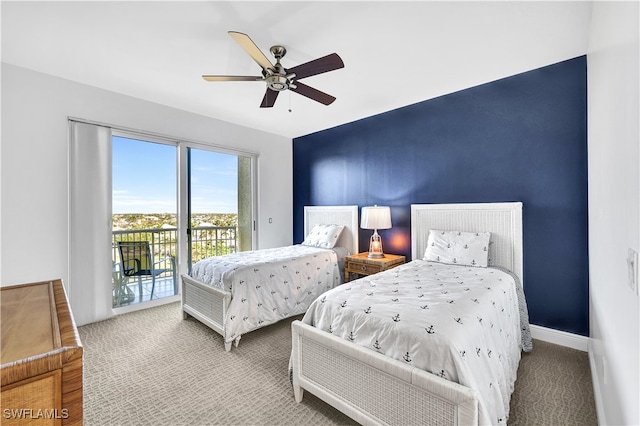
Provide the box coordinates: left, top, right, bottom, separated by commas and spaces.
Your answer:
529, 324, 589, 351
588, 347, 606, 425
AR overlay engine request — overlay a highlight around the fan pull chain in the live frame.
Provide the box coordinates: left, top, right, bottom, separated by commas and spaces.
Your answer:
288, 91, 292, 113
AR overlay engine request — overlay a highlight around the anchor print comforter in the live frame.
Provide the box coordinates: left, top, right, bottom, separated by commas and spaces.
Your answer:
300, 260, 532, 426
190, 245, 341, 344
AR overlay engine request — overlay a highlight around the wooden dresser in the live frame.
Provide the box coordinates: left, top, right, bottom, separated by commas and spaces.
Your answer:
1, 280, 83, 425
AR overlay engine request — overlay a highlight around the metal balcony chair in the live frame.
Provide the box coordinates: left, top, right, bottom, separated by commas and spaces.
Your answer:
117, 241, 176, 302
112, 261, 135, 307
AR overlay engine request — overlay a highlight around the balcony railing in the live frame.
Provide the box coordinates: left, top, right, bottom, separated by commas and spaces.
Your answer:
189, 225, 237, 263
112, 226, 237, 307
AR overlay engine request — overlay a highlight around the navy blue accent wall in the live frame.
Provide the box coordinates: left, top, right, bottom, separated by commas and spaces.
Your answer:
293, 56, 588, 336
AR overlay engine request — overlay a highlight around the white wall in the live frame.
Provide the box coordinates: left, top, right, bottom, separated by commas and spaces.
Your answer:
1, 64, 293, 287
587, 2, 640, 425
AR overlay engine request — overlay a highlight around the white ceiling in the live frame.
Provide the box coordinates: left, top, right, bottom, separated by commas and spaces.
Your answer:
2, 1, 593, 138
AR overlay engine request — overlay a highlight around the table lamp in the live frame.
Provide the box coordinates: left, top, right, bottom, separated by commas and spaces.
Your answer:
361, 205, 392, 258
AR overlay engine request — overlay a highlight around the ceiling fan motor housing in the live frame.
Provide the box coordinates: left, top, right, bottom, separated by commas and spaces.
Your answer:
266, 74, 289, 91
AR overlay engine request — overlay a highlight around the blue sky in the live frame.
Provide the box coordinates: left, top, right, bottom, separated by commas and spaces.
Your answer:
112, 136, 238, 214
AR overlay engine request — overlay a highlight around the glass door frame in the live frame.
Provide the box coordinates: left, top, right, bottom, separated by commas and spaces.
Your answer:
111, 129, 181, 313
111, 131, 258, 315
177, 142, 258, 280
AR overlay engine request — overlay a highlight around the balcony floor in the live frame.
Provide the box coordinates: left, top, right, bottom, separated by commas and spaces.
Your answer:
113, 276, 177, 308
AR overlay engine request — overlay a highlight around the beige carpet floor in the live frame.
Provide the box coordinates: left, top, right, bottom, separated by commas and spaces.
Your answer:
79, 302, 597, 425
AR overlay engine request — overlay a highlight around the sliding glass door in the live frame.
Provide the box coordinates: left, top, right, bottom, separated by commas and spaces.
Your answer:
112, 135, 178, 308
111, 133, 255, 310
187, 147, 253, 271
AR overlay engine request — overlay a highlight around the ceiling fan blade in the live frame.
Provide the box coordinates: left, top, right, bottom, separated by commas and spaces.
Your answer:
228, 31, 274, 72
290, 81, 336, 105
202, 75, 263, 82
287, 53, 344, 80
260, 89, 280, 108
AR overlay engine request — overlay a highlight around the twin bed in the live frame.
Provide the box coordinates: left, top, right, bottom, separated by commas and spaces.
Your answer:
182, 202, 531, 425
181, 205, 359, 351
291, 202, 531, 425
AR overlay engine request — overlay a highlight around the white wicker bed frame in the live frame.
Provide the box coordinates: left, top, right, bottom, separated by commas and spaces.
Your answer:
291, 202, 523, 425
181, 205, 359, 351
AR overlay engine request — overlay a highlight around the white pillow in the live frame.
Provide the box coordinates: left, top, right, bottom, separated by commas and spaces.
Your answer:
301, 224, 345, 249
424, 230, 491, 267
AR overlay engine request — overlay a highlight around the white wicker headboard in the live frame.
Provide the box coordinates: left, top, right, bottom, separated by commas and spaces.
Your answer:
303, 205, 359, 255
411, 202, 523, 284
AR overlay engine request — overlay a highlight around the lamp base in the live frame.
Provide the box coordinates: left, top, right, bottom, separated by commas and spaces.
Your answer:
368, 229, 385, 259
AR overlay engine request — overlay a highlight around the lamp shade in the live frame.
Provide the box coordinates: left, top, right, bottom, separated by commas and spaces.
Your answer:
361, 206, 392, 230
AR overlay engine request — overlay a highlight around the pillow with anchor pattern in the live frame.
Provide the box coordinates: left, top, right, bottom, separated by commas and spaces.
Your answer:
301, 224, 345, 249
424, 229, 491, 267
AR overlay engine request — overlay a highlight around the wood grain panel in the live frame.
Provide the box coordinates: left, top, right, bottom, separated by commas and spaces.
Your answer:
1, 280, 83, 425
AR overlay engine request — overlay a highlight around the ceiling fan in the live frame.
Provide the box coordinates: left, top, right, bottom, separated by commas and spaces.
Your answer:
202, 31, 344, 108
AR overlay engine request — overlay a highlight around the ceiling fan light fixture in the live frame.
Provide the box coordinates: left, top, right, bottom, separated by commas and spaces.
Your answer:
266, 74, 290, 91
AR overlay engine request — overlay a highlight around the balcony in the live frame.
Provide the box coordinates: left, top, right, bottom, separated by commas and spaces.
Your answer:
112, 225, 237, 308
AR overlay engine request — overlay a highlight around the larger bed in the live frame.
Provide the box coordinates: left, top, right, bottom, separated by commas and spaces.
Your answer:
291, 202, 532, 425
181, 205, 359, 351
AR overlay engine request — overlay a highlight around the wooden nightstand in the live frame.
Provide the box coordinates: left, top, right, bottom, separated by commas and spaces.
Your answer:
344, 252, 406, 282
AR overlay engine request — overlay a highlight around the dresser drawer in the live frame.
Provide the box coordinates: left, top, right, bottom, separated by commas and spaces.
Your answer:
346, 261, 382, 275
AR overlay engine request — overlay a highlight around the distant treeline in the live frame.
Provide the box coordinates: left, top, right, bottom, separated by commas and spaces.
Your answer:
112, 213, 238, 230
